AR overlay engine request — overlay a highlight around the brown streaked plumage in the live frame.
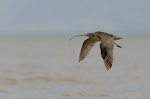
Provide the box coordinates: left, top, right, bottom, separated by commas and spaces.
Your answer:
70, 31, 123, 70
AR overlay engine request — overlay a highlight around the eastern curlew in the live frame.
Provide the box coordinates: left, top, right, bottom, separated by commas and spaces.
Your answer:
70, 31, 123, 70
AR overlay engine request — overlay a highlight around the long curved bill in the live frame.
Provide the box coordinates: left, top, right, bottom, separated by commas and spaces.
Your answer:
69, 35, 86, 40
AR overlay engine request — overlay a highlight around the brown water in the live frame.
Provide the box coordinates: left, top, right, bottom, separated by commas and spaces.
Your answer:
0, 34, 149, 99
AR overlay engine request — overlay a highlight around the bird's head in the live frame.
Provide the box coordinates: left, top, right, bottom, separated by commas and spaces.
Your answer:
85, 33, 93, 37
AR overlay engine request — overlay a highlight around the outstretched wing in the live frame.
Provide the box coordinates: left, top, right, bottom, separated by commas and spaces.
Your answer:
100, 40, 114, 70
79, 38, 97, 62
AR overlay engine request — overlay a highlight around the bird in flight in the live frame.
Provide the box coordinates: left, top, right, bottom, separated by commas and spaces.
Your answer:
70, 31, 123, 70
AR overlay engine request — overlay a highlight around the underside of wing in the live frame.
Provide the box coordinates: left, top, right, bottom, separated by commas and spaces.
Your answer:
79, 38, 97, 62
100, 41, 114, 70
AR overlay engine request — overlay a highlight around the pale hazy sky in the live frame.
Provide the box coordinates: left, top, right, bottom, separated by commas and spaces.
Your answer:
0, 0, 150, 35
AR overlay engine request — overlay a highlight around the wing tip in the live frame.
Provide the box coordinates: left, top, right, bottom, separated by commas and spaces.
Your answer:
78, 57, 83, 62
104, 61, 112, 71
105, 66, 111, 71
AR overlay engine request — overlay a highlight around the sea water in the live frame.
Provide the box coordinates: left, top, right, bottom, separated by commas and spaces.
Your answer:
0, 34, 149, 99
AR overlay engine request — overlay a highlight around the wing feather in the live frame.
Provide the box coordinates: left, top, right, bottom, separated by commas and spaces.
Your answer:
100, 40, 114, 70
79, 38, 97, 62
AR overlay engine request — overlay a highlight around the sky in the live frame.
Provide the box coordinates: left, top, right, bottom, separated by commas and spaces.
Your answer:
0, 0, 150, 35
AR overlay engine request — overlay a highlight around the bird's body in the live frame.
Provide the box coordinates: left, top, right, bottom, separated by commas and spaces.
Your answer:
70, 31, 122, 70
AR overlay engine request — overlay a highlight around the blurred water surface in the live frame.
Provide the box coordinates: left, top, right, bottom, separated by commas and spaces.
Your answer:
0, 34, 149, 99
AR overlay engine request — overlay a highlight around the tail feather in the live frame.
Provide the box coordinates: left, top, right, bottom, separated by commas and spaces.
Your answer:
114, 36, 123, 40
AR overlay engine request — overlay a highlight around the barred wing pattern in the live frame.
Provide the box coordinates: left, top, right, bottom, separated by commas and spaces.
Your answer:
100, 40, 114, 70
79, 39, 97, 62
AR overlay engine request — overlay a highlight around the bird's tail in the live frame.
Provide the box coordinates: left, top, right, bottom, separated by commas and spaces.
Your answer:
114, 36, 123, 40
69, 35, 86, 40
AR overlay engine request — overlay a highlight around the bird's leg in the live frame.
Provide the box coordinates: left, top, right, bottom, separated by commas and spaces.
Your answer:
114, 42, 122, 48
